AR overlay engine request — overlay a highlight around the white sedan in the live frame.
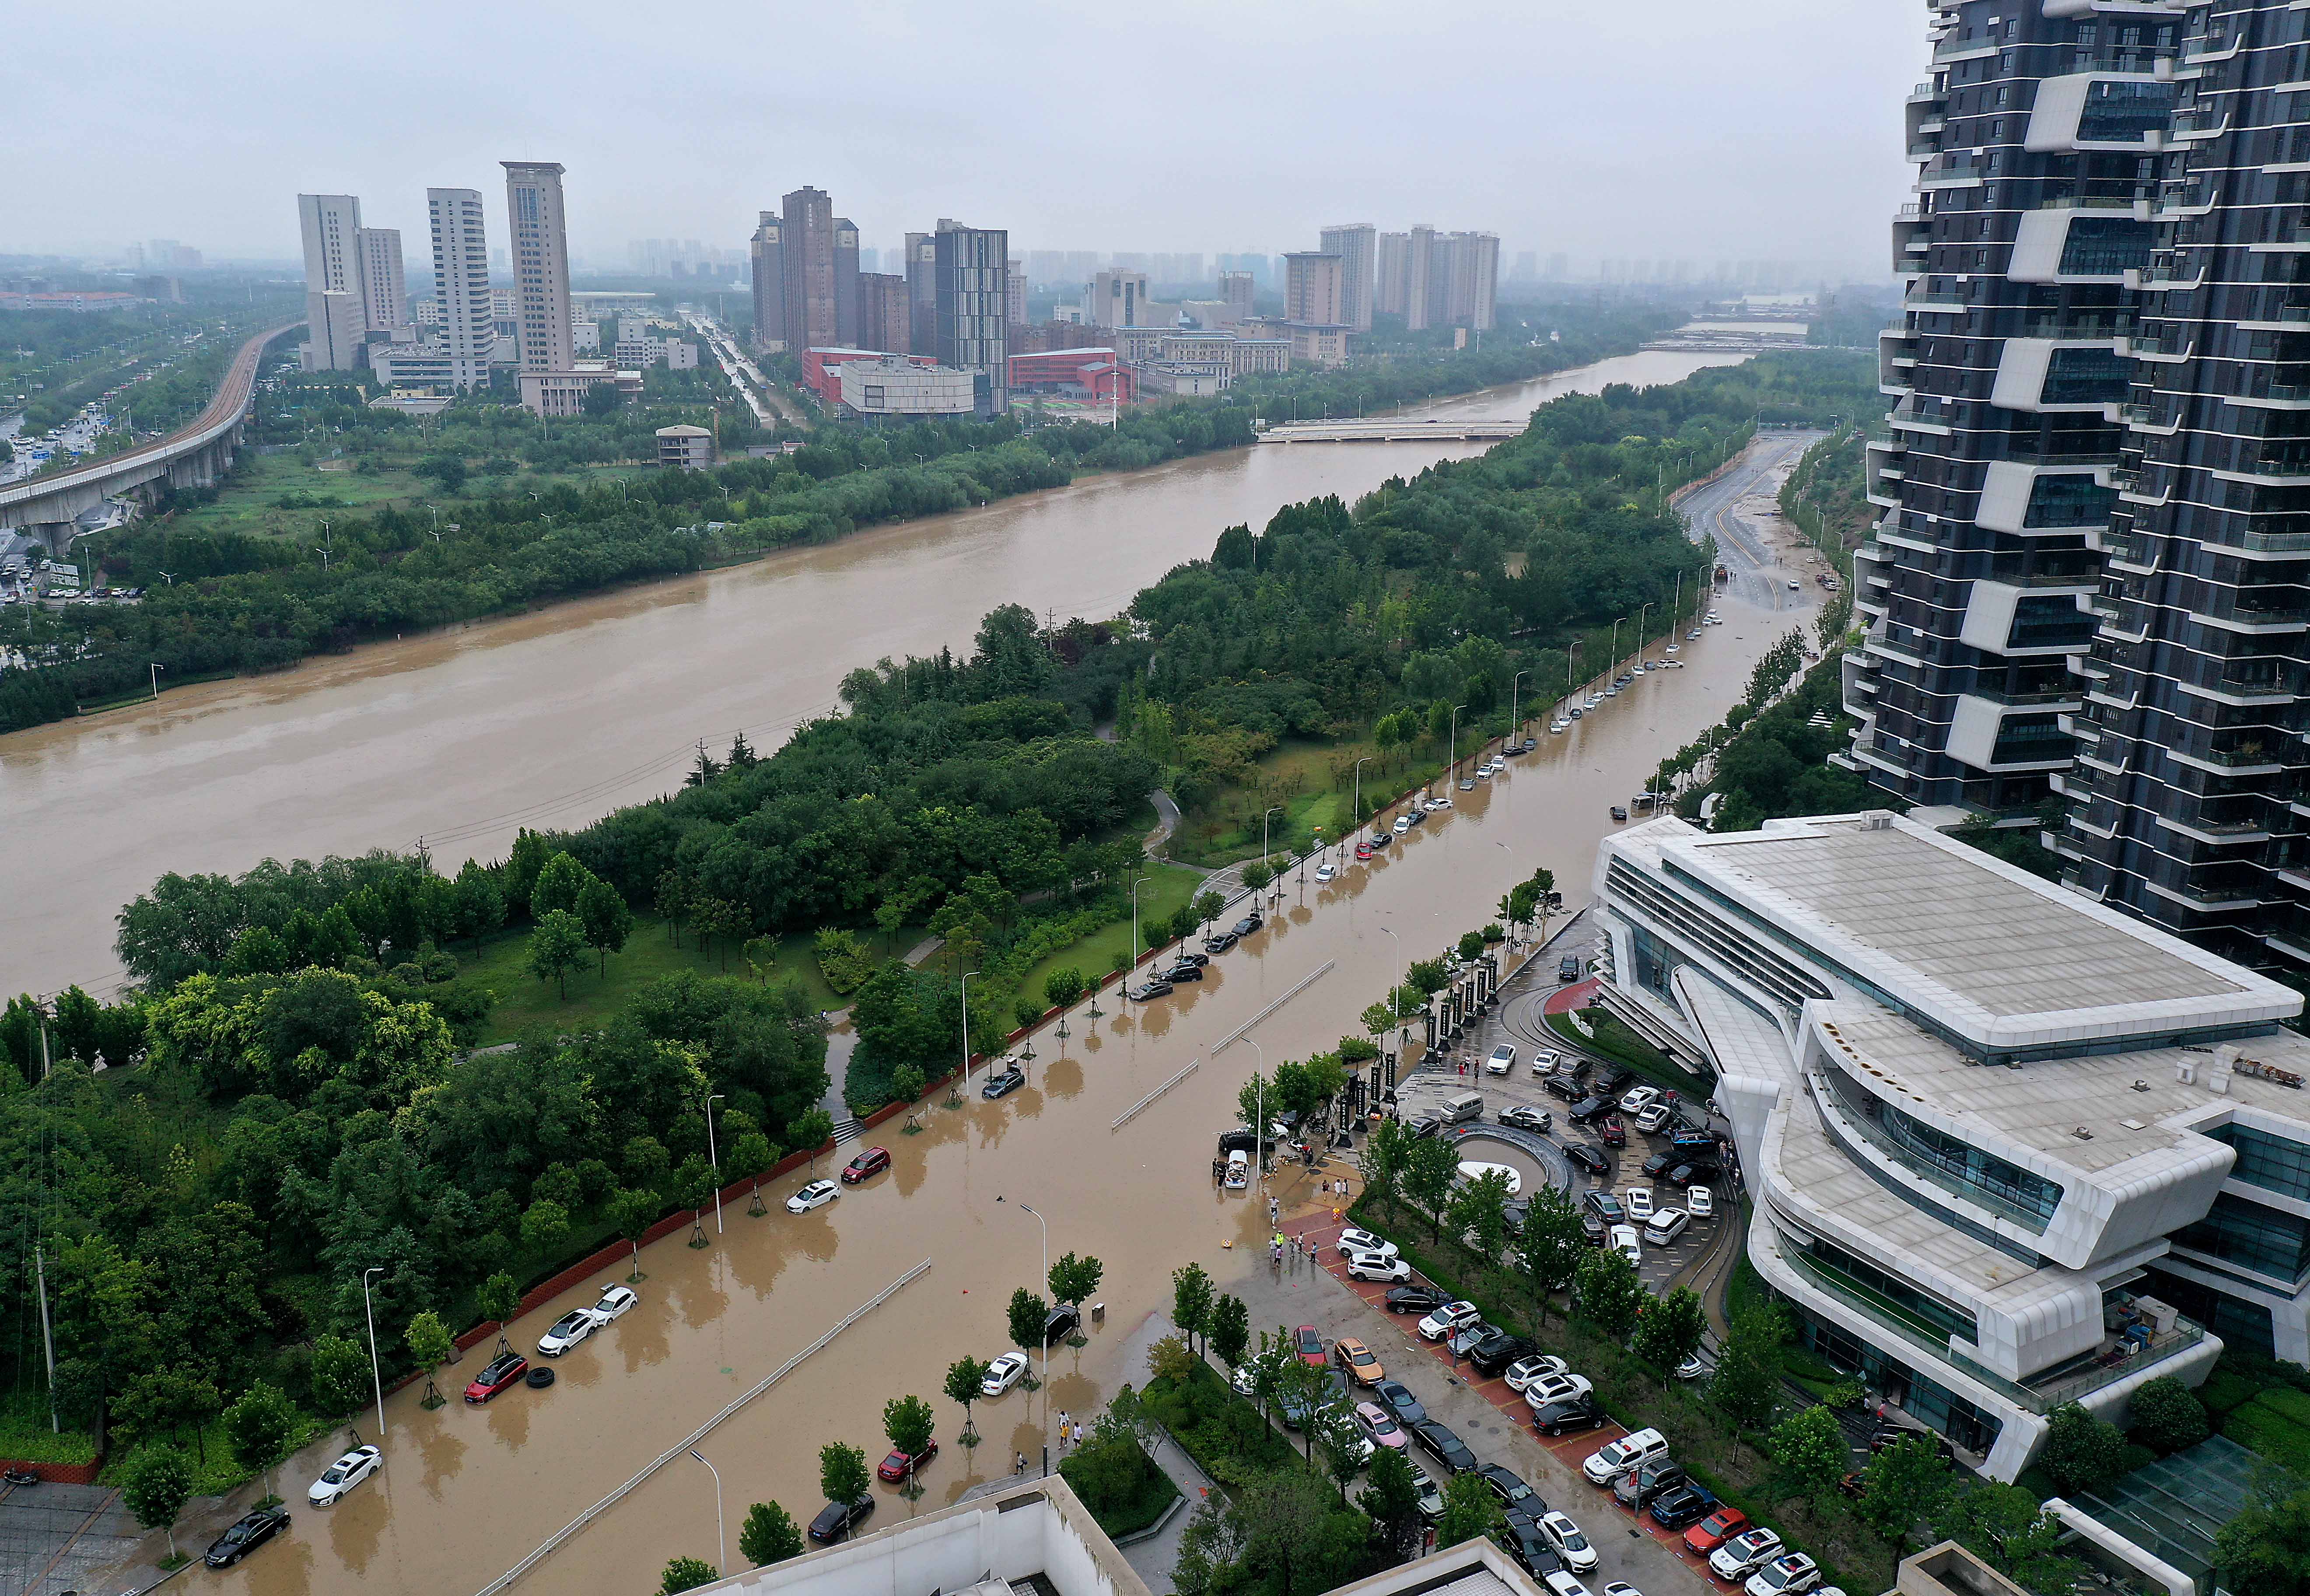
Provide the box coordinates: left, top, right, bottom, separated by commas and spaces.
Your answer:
1688, 1185, 1715, 1218
1344, 1250, 1411, 1283
538, 1307, 605, 1357
1529, 1051, 1560, 1077
1618, 1085, 1660, 1115
1337, 1228, 1398, 1260
1624, 1189, 1654, 1222
1425, 796, 1453, 812
981, 1352, 1029, 1397
1504, 1354, 1569, 1392
307, 1444, 380, 1505
1523, 1372, 1595, 1408
787, 1179, 840, 1214
1634, 1103, 1674, 1134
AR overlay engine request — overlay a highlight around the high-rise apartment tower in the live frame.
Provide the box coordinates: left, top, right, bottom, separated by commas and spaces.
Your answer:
502, 161, 575, 373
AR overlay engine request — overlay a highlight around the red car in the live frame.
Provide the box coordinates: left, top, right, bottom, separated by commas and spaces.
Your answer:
1354, 842, 1373, 861
877, 1439, 938, 1482
464, 1351, 529, 1404
1294, 1325, 1326, 1368
841, 1146, 891, 1184
1684, 1505, 1750, 1555
1598, 1118, 1626, 1148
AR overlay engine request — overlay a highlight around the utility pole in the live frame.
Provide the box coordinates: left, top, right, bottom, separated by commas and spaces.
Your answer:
34, 1246, 56, 1432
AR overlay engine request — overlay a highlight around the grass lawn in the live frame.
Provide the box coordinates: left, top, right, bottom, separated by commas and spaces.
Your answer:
0, 1390, 97, 1468
461, 917, 844, 1043
168, 453, 651, 543
1011, 864, 1206, 1001
1544, 1006, 1710, 1095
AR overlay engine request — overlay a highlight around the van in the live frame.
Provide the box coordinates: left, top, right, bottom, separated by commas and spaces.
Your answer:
1442, 1092, 1484, 1124
1582, 1427, 1668, 1484
1644, 1208, 1690, 1246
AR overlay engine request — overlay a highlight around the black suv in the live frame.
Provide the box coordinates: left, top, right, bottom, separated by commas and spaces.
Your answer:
1043, 1303, 1082, 1345
1648, 1482, 1718, 1530
1614, 1456, 1686, 1508
1497, 1513, 1565, 1579
1558, 956, 1581, 982
1385, 1285, 1449, 1316
1469, 1330, 1536, 1378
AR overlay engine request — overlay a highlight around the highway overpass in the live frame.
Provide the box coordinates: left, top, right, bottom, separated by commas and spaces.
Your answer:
1255, 418, 1524, 443
0, 321, 302, 550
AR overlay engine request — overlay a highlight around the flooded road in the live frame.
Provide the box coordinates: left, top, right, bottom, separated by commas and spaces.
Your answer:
0, 348, 1750, 1000
124, 441, 1818, 1596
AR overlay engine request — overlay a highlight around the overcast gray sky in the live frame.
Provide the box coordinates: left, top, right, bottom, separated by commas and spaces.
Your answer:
12, 0, 1920, 277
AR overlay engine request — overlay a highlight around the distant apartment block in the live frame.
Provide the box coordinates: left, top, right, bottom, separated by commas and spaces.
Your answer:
782, 187, 838, 351
503, 161, 576, 375
1219, 270, 1255, 321
1318, 224, 1376, 330
857, 272, 911, 355
656, 424, 714, 469
297, 193, 364, 371
833, 216, 861, 346
749, 210, 784, 352
1283, 252, 1344, 327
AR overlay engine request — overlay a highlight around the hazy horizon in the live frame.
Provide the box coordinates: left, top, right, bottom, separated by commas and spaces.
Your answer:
12, 0, 1918, 275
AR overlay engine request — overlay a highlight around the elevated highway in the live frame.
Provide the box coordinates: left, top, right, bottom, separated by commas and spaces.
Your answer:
0, 321, 302, 549
1255, 417, 1524, 444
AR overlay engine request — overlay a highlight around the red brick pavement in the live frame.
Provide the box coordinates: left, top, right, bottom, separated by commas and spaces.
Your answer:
1284, 1209, 1744, 1592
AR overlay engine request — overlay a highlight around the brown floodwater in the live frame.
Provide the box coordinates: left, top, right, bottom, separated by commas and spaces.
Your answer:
0, 350, 1749, 1001
117, 443, 1816, 1596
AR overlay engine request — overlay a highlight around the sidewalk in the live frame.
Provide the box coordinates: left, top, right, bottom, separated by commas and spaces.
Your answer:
1111, 1311, 1222, 1595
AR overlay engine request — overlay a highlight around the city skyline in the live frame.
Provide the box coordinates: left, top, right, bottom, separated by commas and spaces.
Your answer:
9, 0, 1913, 273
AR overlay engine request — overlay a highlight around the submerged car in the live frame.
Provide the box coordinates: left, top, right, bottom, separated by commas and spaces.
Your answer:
788, 1178, 840, 1213
840, 1146, 891, 1183
877, 1439, 939, 1482
205, 1505, 291, 1567
981, 1062, 1027, 1099
537, 1307, 605, 1357
980, 1352, 1029, 1396
307, 1445, 380, 1505
464, 1350, 529, 1403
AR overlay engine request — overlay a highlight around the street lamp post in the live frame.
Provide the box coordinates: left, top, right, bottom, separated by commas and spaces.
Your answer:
1261, 805, 1285, 899
361, 1267, 387, 1444
1509, 671, 1527, 742
705, 1092, 724, 1234
1130, 875, 1153, 980
1245, 1037, 1265, 1175
1352, 756, 1372, 834
996, 1196, 1050, 1470
1448, 704, 1466, 777
148, 662, 164, 701
1634, 602, 1651, 671
959, 970, 979, 1088
1608, 619, 1622, 684
687, 1448, 726, 1574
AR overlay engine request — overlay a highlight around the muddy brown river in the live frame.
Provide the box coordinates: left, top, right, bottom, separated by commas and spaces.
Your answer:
0, 350, 1750, 1001
101, 429, 1820, 1596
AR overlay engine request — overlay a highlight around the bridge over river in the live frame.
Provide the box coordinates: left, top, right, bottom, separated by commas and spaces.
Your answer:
1255, 417, 1525, 443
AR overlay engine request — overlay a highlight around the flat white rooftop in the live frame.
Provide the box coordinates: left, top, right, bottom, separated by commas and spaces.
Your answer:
1659, 814, 2298, 1048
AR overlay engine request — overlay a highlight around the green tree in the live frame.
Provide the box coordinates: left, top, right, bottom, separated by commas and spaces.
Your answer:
405, 1311, 456, 1409
1241, 861, 1274, 892
1171, 1262, 1214, 1356
1311, 1400, 1367, 1500
1447, 1167, 1512, 1260
1363, 1116, 1413, 1207
883, 1393, 938, 1499
2040, 1400, 2128, 1496
1574, 1248, 1645, 1337
818, 1442, 872, 1538
477, 1271, 522, 1353
1933, 1481, 2088, 1596
1193, 890, 1225, 931
672, 1154, 717, 1240
610, 1187, 658, 1279
526, 909, 588, 998
1859, 1432, 1953, 1554
122, 1446, 194, 1561
309, 1334, 375, 1441
576, 877, 634, 976
1631, 1286, 1707, 1377
1008, 1287, 1049, 1356
530, 851, 595, 919
1404, 1134, 1461, 1241
1043, 968, 1088, 1010
1049, 1251, 1103, 1310
1710, 1302, 1786, 1438
945, 1356, 988, 1442
740, 1500, 804, 1568
2128, 1376, 2210, 1455
1209, 1293, 1250, 1369
520, 1197, 572, 1256
223, 1382, 298, 1499
1359, 1445, 1426, 1562
791, 1107, 834, 1160
1434, 1470, 1504, 1549
2216, 1471, 2310, 1596
661, 1555, 719, 1593
1510, 1184, 1584, 1321
1173, 1494, 1247, 1596
1768, 1404, 1848, 1497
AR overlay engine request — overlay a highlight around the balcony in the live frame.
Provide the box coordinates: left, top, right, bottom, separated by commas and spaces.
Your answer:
1950, 1318, 2206, 1416
1901, 291, 1970, 314
2235, 528, 2310, 556
2171, 108, 2229, 141
2129, 263, 2206, 291
1917, 157, 1988, 190
2121, 334, 2194, 363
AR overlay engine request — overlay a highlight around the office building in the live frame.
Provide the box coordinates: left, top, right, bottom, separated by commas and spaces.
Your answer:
833, 216, 860, 346
503, 161, 576, 374
296, 193, 364, 371
656, 424, 714, 469
1008, 348, 1134, 406
934, 220, 1010, 414
1546, 252, 1570, 280
1008, 261, 1028, 327
424, 187, 494, 387
857, 272, 911, 355
1282, 252, 1344, 326
749, 211, 785, 352
1090, 269, 1151, 329
1592, 808, 2310, 1480
906, 232, 938, 355
355, 227, 407, 334
1318, 224, 1376, 331
1219, 270, 1255, 321
781, 187, 838, 351
133, 275, 183, 304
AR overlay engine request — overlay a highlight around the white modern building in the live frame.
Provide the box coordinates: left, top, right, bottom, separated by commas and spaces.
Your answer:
1592, 809, 2310, 1480
421, 187, 495, 389
503, 161, 575, 374
836, 357, 975, 420
355, 226, 408, 335
296, 194, 364, 371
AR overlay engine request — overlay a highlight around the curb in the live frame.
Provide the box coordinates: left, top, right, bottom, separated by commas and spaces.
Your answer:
1111, 1488, 1190, 1547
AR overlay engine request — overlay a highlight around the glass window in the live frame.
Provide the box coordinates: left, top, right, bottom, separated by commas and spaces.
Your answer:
2025, 473, 2117, 528
2207, 1122, 2310, 1201
2175, 1193, 2310, 1283
2058, 217, 2152, 276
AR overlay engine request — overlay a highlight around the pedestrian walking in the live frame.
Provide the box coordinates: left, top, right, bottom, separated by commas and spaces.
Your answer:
1073, 1421, 1084, 1446
1018, 1451, 1028, 1475
1058, 1408, 1069, 1438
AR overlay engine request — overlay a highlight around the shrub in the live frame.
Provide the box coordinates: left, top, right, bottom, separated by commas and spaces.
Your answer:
2127, 1377, 2209, 1455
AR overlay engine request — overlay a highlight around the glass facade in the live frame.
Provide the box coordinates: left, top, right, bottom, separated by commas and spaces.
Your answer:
1793, 1305, 2003, 1456
2207, 1122, 2310, 1203
2141, 1266, 2277, 1362
1821, 1068, 2062, 1228
2058, 216, 2153, 277
2174, 1191, 2310, 1284
2024, 472, 2118, 529
2041, 345, 2134, 406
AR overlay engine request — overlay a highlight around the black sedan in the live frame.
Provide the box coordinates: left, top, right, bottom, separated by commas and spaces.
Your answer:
1530, 1395, 1609, 1436
205, 1505, 290, 1567
1479, 1463, 1544, 1516
981, 1063, 1026, 1099
1384, 1285, 1449, 1316
1412, 1420, 1477, 1474
1204, 931, 1239, 954
1231, 912, 1263, 936
1564, 1142, 1611, 1178
1126, 977, 1175, 1001
1371, 1379, 1426, 1428
808, 1496, 875, 1544
1498, 1105, 1552, 1133
1171, 951, 1210, 967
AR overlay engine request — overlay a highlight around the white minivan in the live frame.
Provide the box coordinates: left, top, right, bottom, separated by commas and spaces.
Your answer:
1643, 1208, 1690, 1246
